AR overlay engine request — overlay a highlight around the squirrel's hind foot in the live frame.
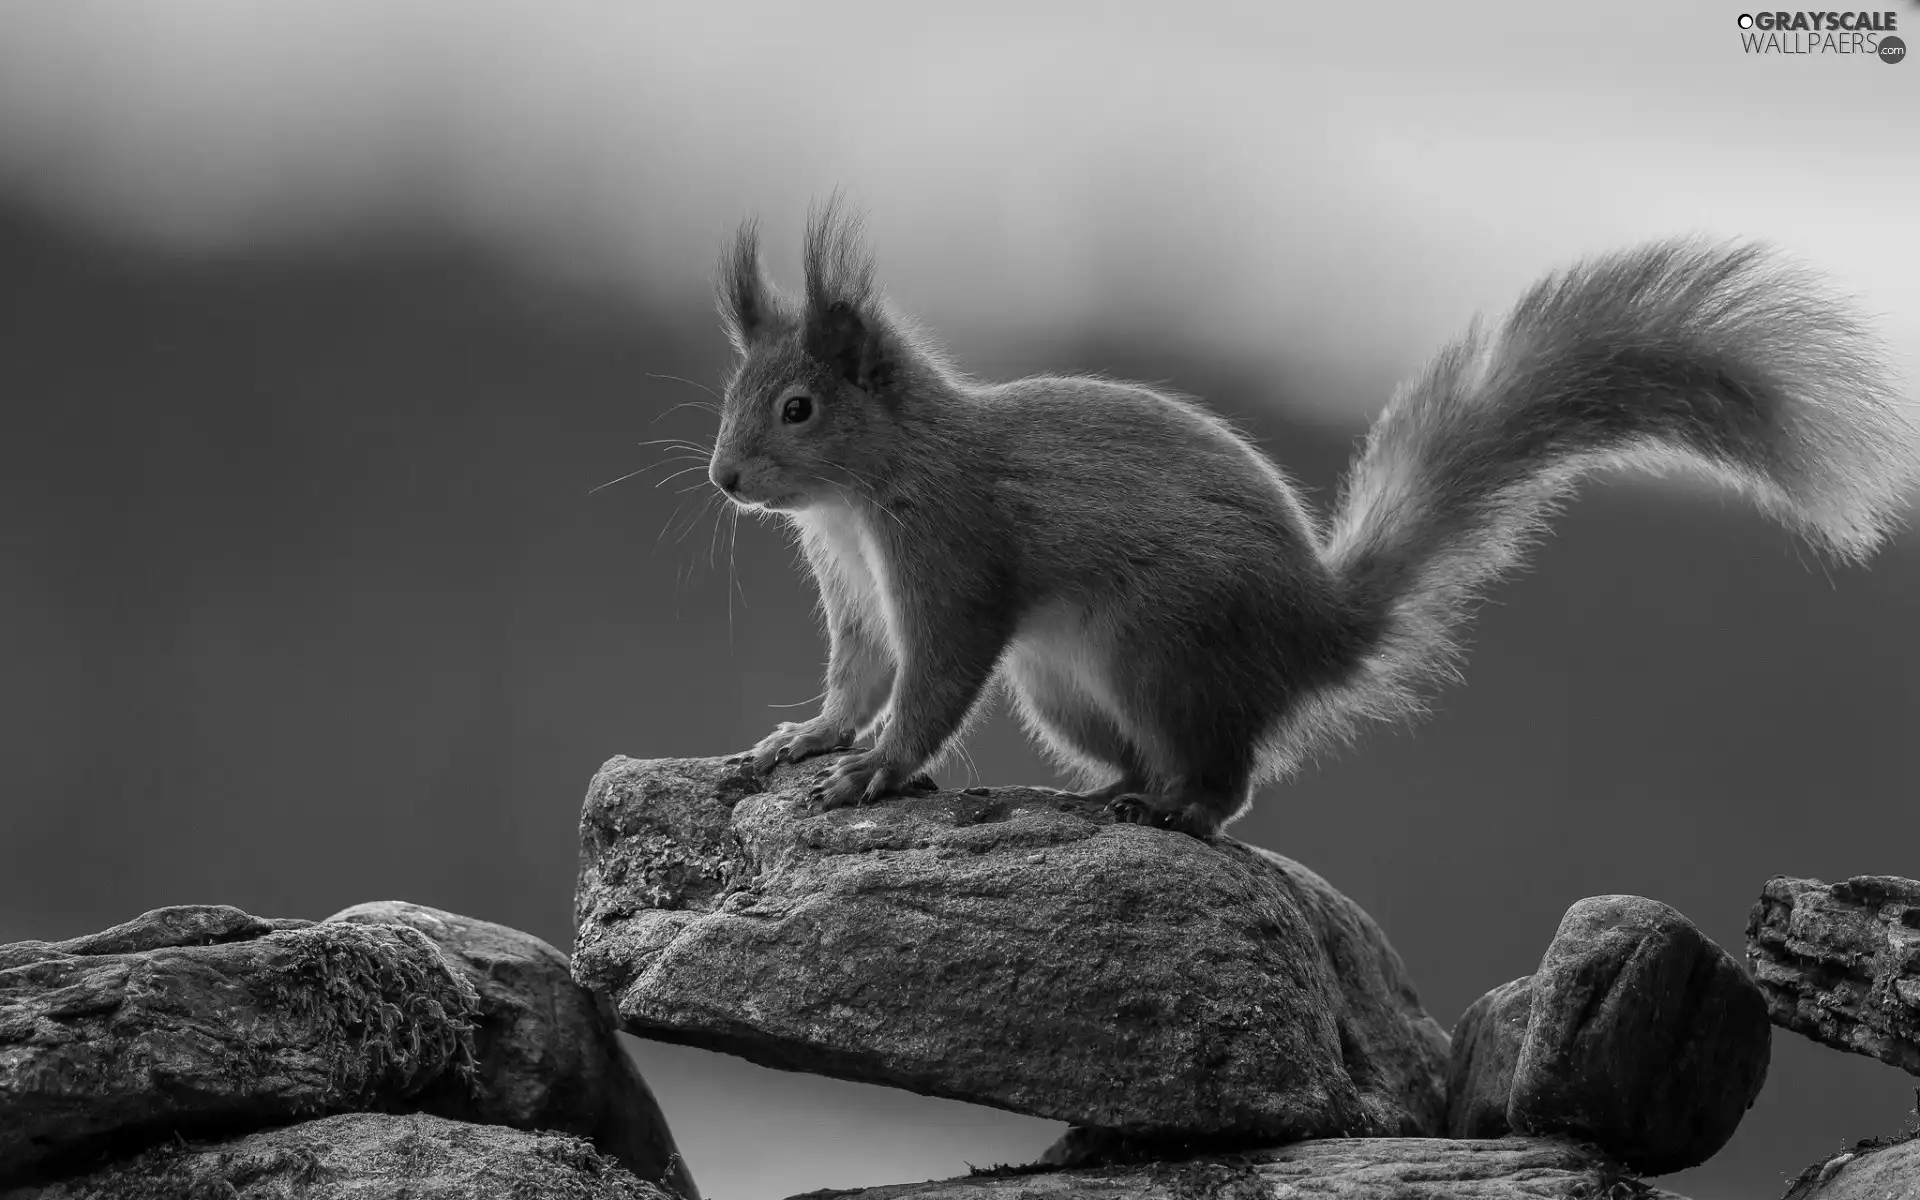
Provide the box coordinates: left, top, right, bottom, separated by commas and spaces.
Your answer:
1105, 793, 1226, 839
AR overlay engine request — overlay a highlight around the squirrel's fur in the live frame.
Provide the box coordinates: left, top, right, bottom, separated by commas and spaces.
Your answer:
706, 200, 1920, 836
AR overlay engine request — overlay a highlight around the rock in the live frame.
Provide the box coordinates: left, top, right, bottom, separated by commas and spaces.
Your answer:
1781, 1130, 1920, 1200
1444, 975, 1532, 1139
1507, 895, 1771, 1176
0, 905, 479, 1184
1746, 875, 1920, 1076
782, 1137, 1693, 1199
573, 754, 1451, 1142
1034, 1127, 1264, 1169
326, 901, 698, 1199
0, 1111, 677, 1199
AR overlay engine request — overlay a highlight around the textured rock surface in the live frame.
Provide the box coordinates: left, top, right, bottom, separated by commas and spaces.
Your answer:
783, 1137, 1691, 1199
1508, 895, 1771, 1177
1445, 976, 1532, 1138
327, 901, 698, 1198
0, 1111, 676, 1199
0, 905, 479, 1183
574, 754, 1451, 1141
1781, 1130, 1920, 1200
1746, 874, 1920, 1076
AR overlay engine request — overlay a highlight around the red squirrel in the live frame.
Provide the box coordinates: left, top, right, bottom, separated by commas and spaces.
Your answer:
704, 201, 1919, 837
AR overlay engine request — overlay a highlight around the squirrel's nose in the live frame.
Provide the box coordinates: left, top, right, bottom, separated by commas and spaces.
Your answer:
713, 465, 741, 494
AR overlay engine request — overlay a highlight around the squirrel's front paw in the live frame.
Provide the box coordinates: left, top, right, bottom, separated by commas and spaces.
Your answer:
808, 750, 927, 811
750, 718, 856, 775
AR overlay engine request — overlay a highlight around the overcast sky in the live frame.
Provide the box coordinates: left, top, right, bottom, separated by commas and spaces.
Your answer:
0, 0, 1913, 422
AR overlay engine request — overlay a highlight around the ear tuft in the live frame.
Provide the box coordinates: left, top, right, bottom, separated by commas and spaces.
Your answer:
801, 193, 897, 394
802, 193, 877, 317
717, 217, 786, 353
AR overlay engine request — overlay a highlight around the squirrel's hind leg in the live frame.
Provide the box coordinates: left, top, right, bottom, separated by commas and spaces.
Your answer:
1105, 788, 1247, 838
1100, 638, 1271, 838
1004, 656, 1153, 798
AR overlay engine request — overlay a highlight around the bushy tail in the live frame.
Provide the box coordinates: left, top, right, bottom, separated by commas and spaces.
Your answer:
1317, 238, 1920, 737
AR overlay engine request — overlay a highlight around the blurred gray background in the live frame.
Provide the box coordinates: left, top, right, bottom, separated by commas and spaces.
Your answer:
1, 3, 1916, 1198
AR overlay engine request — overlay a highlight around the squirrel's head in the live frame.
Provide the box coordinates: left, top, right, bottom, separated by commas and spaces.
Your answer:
706, 202, 921, 513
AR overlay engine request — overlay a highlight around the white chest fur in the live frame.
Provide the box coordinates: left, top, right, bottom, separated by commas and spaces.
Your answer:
791, 500, 896, 645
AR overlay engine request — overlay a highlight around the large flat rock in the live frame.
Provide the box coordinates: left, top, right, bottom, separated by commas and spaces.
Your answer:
780, 1137, 1690, 1199
0, 905, 479, 1183
1746, 875, 1920, 1075
573, 754, 1450, 1141
327, 901, 699, 1198
0, 1111, 677, 1199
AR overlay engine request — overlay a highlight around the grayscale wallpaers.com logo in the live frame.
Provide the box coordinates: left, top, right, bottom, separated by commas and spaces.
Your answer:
1736, 10, 1906, 59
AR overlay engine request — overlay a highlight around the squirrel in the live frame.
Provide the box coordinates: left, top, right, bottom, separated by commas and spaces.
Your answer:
703, 199, 1920, 838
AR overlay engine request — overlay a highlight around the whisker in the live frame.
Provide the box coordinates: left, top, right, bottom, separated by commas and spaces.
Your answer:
674, 494, 722, 545
725, 507, 738, 649
589, 466, 658, 495
646, 372, 724, 403
767, 691, 828, 709
589, 456, 706, 495
635, 437, 713, 453
652, 465, 710, 489
729, 506, 748, 613
655, 493, 702, 553
836, 464, 908, 530
955, 742, 981, 788
653, 400, 719, 424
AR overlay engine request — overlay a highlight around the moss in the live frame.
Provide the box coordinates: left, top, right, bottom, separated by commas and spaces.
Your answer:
1568, 1170, 1658, 1200
962, 1159, 1053, 1178
1141, 1156, 1268, 1200
258, 923, 481, 1107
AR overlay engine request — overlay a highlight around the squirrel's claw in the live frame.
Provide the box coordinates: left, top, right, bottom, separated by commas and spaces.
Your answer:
1106, 793, 1220, 839
814, 748, 918, 811
751, 718, 857, 775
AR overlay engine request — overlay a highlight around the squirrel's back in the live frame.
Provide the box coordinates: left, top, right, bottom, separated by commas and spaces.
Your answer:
975, 374, 1329, 596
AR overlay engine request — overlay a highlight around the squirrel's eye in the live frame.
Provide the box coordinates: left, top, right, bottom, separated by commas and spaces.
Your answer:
780, 395, 813, 424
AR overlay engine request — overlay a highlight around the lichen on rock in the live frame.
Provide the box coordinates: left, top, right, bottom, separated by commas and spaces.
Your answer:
1747, 874, 1920, 1076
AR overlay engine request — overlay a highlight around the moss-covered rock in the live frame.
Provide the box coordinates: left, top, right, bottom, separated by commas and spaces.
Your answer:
326, 901, 698, 1198
2, 1111, 677, 1199
783, 1136, 1691, 1199
0, 905, 479, 1184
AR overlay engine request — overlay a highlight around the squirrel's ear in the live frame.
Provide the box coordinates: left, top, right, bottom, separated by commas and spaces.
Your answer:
717, 219, 777, 354
807, 298, 900, 396
800, 196, 898, 395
